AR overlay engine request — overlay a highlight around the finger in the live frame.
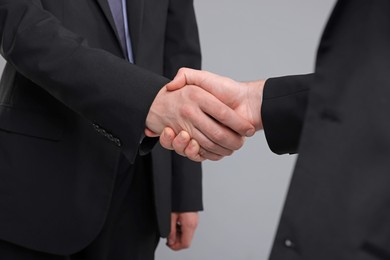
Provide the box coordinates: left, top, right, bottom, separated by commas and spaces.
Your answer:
162, 133, 206, 162
189, 113, 245, 153
172, 96, 239, 154
145, 127, 159, 137
183, 139, 205, 162
172, 131, 192, 156
194, 121, 246, 153
178, 224, 195, 250
168, 70, 257, 137
180, 87, 246, 151
190, 126, 235, 156
168, 223, 183, 251
169, 224, 183, 251
169, 225, 193, 251
171, 213, 198, 250
198, 146, 225, 161
159, 128, 176, 150
168, 214, 178, 247
169, 135, 217, 162
167, 68, 216, 93
197, 92, 255, 138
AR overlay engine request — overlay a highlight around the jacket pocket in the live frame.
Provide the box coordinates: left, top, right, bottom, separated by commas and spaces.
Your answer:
0, 105, 63, 140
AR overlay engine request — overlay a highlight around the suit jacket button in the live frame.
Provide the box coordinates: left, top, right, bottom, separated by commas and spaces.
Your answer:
284, 239, 295, 248
114, 138, 121, 147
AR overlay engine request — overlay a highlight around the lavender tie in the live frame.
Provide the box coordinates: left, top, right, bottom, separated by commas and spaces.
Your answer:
107, 0, 134, 63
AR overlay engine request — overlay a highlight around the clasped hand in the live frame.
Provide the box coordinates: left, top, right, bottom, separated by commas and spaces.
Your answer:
145, 68, 265, 161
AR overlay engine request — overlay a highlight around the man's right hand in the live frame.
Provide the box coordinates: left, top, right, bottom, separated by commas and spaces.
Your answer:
157, 68, 266, 161
145, 83, 256, 160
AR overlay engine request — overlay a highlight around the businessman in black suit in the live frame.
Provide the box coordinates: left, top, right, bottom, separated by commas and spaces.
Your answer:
161, 0, 390, 259
0, 0, 254, 259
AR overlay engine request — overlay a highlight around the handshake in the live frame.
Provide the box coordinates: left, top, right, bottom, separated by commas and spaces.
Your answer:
145, 68, 266, 162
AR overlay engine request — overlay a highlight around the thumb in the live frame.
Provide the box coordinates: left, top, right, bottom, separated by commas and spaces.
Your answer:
168, 214, 179, 246
167, 68, 221, 98
166, 68, 190, 91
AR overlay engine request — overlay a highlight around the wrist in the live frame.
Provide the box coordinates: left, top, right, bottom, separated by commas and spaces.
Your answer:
145, 86, 167, 135
243, 80, 265, 131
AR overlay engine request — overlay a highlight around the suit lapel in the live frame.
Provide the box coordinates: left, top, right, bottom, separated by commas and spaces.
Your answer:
126, 0, 144, 62
95, 0, 127, 58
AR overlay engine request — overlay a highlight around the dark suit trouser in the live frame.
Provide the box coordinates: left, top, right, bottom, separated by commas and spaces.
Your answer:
0, 154, 159, 260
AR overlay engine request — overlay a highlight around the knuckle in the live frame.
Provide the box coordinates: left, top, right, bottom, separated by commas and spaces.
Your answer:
180, 104, 194, 118
230, 136, 245, 150
160, 138, 173, 150
187, 87, 201, 101
172, 139, 185, 151
215, 108, 229, 122
203, 141, 218, 152
212, 129, 226, 143
178, 67, 188, 74
236, 137, 246, 150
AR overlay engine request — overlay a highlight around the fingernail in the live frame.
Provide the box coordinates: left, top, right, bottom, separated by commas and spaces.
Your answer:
168, 239, 175, 245
246, 128, 255, 137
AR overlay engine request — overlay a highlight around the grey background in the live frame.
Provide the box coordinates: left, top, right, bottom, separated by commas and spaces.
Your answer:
0, 1, 336, 259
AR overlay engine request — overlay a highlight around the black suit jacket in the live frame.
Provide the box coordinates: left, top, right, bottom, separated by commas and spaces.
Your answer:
0, 0, 202, 255
262, 0, 390, 259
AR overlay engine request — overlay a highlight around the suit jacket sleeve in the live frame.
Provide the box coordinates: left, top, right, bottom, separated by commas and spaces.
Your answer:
262, 74, 314, 155
0, 0, 168, 163
164, 0, 203, 212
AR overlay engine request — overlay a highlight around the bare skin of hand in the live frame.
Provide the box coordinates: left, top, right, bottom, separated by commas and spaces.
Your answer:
166, 68, 264, 131
146, 84, 255, 160
160, 129, 204, 161
167, 212, 199, 251
159, 68, 265, 161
